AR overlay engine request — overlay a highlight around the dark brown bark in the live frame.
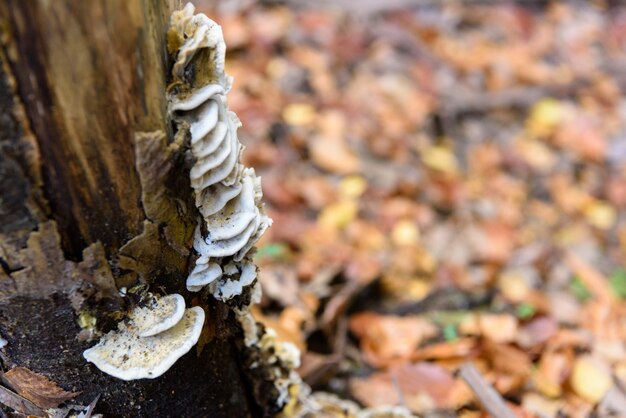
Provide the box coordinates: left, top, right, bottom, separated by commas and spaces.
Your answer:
0, 1, 259, 416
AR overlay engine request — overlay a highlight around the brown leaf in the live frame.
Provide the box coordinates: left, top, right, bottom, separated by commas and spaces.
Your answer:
350, 362, 456, 412
478, 313, 519, 344
309, 111, 360, 174
517, 316, 559, 349
565, 252, 615, 304
349, 312, 438, 367
482, 340, 531, 393
533, 350, 571, 397
4, 367, 79, 409
0, 385, 47, 417
412, 338, 477, 362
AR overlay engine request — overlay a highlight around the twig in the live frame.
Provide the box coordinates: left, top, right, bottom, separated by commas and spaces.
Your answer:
0, 385, 47, 417
290, 0, 554, 15
77, 393, 100, 418
458, 362, 516, 418
440, 83, 581, 116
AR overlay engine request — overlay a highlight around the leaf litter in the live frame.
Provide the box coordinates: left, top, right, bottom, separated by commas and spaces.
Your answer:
196, 1, 626, 416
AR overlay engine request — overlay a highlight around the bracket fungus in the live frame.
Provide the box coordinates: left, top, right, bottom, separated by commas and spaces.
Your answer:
167, 4, 272, 300
83, 296, 204, 381
127, 293, 186, 337
167, 3, 302, 410
84, 2, 304, 410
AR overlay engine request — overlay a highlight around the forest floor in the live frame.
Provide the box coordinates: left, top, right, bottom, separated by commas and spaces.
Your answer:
200, 1, 626, 417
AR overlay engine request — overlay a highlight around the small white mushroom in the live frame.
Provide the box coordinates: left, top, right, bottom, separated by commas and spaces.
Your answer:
169, 84, 224, 113
210, 261, 257, 301
192, 133, 240, 190
127, 293, 186, 337
205, 173, 256, 233
196, 181, 242, 218
83, 306, 205, 381
0, 337, 7, 349
186, 262, 222, 292
203, 218, 259, 258
172, 11, 229, 87
233, 217, 272, 261
189, 131, 233, 180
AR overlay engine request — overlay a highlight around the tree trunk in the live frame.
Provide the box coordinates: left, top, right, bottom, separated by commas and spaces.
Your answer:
0, 1, 260, 416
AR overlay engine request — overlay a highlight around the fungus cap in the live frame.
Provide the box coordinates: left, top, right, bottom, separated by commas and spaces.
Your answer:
187, 262, 222, 292
211, 261, 257, 301
128, 293, 186, 337
83, 306, 205, 380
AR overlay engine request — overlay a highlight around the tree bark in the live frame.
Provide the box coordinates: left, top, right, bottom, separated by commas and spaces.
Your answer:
0, 1, 259, 416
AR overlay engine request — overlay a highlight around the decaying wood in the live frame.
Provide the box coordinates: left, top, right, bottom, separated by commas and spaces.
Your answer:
0, 1, 265, 416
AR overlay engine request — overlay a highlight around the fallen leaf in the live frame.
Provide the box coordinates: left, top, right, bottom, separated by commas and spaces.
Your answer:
486, 341, 531, 378
283, 103, 316, 126
338, 175, 367, 200
350, 362, 456, 412
309, 111, 360, 174
421, 145, 459, 175
583, 200, 616, 230
478, 313, 519, 344
570, 355, 613, 403
412, 338, 477, 361
526, 98, 565, 138
565, 252, 615, 304
349, 312, 438, 366
4, 367, 79, 409
391, 219, 420, 247
0, 385, 47, 417
522, 392, 563, 418
318, 200, 358, 230
517, 316, 558, 349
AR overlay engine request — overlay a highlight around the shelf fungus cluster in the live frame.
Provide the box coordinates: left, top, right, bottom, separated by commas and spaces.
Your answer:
83, 3, 301, 410
167, 3, 302, 412
168, 6, 271, 303
83, 294, 204, 380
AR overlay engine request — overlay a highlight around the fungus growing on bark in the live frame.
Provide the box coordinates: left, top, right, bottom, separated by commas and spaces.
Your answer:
186, 260, 222, 292
127, 293, 186, 337
168, 3, 301, 410
209, 260, 257, 301
83, 298, 204, 380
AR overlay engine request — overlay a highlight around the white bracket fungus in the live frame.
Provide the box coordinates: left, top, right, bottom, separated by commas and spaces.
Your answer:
83, 295, 204, 380
167, 3, 302, 410
127, 293, 186, 337
167, 4, 271, 301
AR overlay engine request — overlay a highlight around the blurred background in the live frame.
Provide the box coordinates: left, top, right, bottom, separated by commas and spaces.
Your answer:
197, 1, 626, 416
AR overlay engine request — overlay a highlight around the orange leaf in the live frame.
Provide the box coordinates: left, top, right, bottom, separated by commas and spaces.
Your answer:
349, 312, 437, 367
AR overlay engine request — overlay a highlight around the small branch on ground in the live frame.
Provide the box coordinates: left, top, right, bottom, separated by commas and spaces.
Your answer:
458, 362, 516, 418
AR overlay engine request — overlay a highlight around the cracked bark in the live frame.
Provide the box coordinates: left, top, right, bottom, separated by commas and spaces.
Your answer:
0, 1, 260, 417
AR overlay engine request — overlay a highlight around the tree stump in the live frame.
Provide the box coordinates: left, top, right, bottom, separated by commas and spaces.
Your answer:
0, 1, 261, 416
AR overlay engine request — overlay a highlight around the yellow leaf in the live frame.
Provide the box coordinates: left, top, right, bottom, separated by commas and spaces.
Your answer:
478, 313, 518, 343
318, 200, 358, 230
570, 355, 612, 403
533, 371, 562, 398
516, 139, 555, 170
338, 175, 367, 200
583, 200, 616, 230
498, 269, 531, 303
421, 146, 458, 175
391, 219, 420, 246
527, 98, 564, 138
283, 103, 315, 126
